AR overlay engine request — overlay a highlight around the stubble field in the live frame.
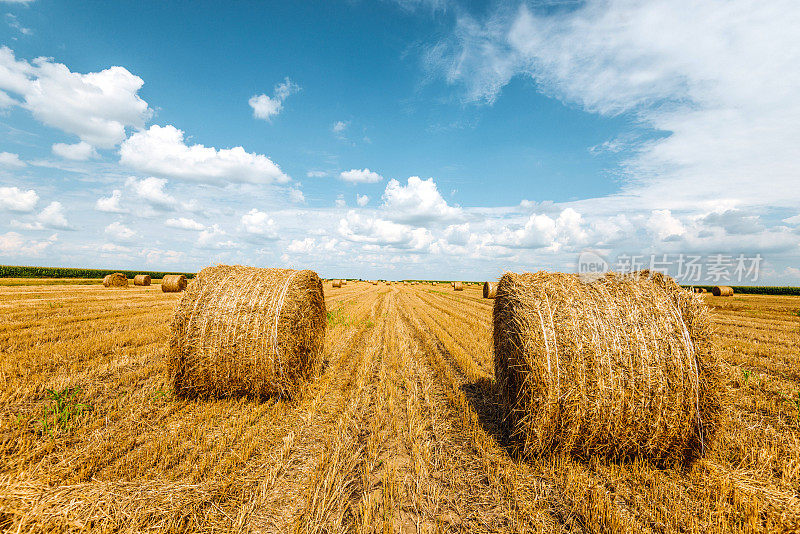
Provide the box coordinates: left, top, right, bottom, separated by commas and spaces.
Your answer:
0, 280, 798, 532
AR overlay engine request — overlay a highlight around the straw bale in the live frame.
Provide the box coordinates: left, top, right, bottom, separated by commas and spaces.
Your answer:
162, 274, 187, 293
169, 265, 326, 399
493, 270, 720, 464
483, 281, 497, 299
453, 281, 463, 291
712, 285, 734, 296
103, 273, 128, 288
133, 274, 151, 286
332, 280, 342, 288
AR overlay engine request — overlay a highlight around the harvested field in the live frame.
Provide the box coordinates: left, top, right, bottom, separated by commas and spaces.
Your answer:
0, 281, 798, 532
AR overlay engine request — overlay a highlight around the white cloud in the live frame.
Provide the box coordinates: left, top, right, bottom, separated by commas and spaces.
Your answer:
95, 189, 126, 213
289, 188, 305, 203
381, 176, 462, 224
0, 185, 38, 211
249, 77, 300, 121
142, 248, 184, 265
356, 193, 369, 207
0, 47, 151, 148
197, 224, 236, 249
491, 208, 587, 252
335, 194, 346, 208
337, 210, 431, 251
165, 217, 204, 231
306, 170, 327, 178
52, 141, 97, 161
125, 176, 176, 209
0, 231, 56, 256
240, 208, 277, 238
783, 214, 800, 225
430, 1, 800, 211
119, 125, 290, 184
646, 209, 685, 240
287, 237, 316, 253
332, 120, 348, 133
38, 201, 70, 229
105, 221, 137, 242
6, 14, 31, 36
0, 151, 26, 167
339, 168, 383, 184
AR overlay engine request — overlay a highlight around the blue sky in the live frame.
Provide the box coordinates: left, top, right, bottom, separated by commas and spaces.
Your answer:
1, 0, 799, 283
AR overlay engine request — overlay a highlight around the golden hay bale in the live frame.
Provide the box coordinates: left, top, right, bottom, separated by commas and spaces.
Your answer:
494, 270, 720, 465
332, 279, 342, 288
102, 273, 128, 288
712, 285, 733, 296
133, 274, 151, 286
453, 281, 463, 291
161, 274, 187, 292
169, 265, 326, 399
341, 280, 347, 285
483, 281, 497, 299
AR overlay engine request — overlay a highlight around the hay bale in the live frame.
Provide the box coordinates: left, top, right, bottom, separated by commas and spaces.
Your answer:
493, 270, 720, 464
168, 265, 326, 399
161, 274, 187, 293
103, 273, 128, 288
453, 281, 463, 291
712, 285, 733, 296
483, 281, 497, 299
133, 274, 151, 286
332, 280, 342, 288
341, 280, 347, 285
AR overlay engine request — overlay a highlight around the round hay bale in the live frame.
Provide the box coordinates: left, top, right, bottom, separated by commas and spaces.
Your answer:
453, 281, 463, 291
133, 274, 151, 286
341, 280, 347, 285
483, 281, 497, 299
712, 285, 733, 296
169, 265, 326, 399
103, 273, 128, 288
332, 279, 342, 288
494, 270, 720, 465
162, 274, 187, 293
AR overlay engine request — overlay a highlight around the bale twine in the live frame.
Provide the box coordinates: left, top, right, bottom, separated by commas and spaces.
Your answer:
493, 270, 720, 465
712, 286, 733, 297
161, 274, 187, 293
453, 281, 463, 291
168, 265, 326, 399
332, 280, 342, 288
483, 281, 497, 299
102, 273, 128, 288
133, 274, 151, 286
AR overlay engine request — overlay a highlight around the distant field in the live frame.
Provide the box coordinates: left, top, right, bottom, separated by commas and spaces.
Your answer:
0, 265, 194, 280
0, 282, 797, 532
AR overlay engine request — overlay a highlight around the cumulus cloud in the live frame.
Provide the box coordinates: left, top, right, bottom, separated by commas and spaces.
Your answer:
37, 201, 70, 229
339, 168, 383, 184
0, 231, 56, 256
125, 176, 176, 209
165, 217, 204, 231
0, 151, 26, 167
240, 208, 277, 238
197, 223, 236, 249
356, 193, 369, 207
332, 120, 349, 134
52, 141, 98, 161
492, 208, 587, 252
249, 77, 300, 121
646, 209, 685, 241
289, 188, 305, 203
381, 176, 462, 224
335, 194, 346, 208
287, 237, 316, 253
105, 221, 137, 242
95, 189, 126, 213
0, 185, 38, 211
0, 47, 151, 148
119, 124, 290, 184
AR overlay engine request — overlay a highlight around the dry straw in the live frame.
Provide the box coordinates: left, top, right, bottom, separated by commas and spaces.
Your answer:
483, 281, 497, 299
372, 280, 378, 285
168, 264, 326, 399
161, 274, 187, 293
332, 280, 342, 288
493, 270, 721, 465
102, 273, 128, 288
133, 274, 151, 286
712, 285, 734, 296
453, 281, 463, 291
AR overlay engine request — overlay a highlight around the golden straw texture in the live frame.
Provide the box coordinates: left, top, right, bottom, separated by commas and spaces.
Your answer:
483, 281, 497, 299
453, 281, 463, 291
332, 280, 342, 288
102, 273, 128, 288
168, 265, 326, 399
133, 274, 151, 286
161, 274, 187, 293
493, 270, 720, 465
713, 286, 734, 296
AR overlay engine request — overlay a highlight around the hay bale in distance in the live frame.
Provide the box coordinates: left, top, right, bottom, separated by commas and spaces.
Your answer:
169, 265, 326, 399
483, 281, 497, 299
332, 279, 342, 288
493, 270, 720, 465
372, 280, 378, 285
453, 281, 463, 291
712, 286, 733, 296
162, 274, 187, 293
103, 273, 128, 288
133, 274, 151, 286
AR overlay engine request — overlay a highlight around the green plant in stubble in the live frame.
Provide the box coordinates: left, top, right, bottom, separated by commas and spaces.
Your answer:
39, 387, 90, 436
740, 368, 751, 385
